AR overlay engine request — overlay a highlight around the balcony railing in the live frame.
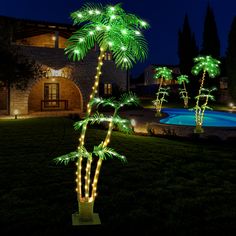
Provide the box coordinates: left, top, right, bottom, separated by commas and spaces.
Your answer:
41, 100, 68, 111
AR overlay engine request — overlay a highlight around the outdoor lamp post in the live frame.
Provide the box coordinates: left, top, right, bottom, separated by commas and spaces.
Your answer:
14, 109, 19, 119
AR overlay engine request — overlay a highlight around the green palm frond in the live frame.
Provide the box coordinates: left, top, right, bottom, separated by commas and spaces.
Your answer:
74, 119, 88, 131
152, 99, 160, 105
66, 2, 149, 69
116, 120, 133, 134
90, 112, 111, 124
201, 87, 217, 93
154, 67, 172, 80
93, 142, 127, 162
90, 97, 117, 108
53, 145, 91, 165
201, 105, 213, 110
177, 75, 189, 84
65, 24, 97, 61
160, 98, 168, 103
112, 115, 133, 133
73, 112, 112, 130
189, 105, 201, 111
54, 151, 78, 165
118, 92, 140, 108
191, 55, 221, 78
71, 3, 104, 25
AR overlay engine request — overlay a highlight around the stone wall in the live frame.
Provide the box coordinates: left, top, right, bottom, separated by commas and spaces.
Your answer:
9, 45, 127, 115
10, 86, 29, 115
28, 77, 82, 112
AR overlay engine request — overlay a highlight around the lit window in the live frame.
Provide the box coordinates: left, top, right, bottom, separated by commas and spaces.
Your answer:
44, 83, 59, 107
104, 83, 112, 95
105, 52, 112, 61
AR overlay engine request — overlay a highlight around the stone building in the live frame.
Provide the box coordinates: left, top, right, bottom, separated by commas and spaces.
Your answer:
131, 64, 180, 98
0, 16, 128, 116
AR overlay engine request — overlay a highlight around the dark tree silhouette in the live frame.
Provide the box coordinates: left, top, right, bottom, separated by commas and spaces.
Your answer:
201, 3, 220, 58
226, 16, 236, 101
0, 20, 43, 91
178, 14, 198, 95
0, 19, 43, 113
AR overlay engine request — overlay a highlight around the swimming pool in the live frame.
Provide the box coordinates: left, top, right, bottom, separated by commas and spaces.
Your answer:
160, 108, 236, 127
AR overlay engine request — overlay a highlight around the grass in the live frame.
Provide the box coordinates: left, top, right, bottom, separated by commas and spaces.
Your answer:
0, 117, 236, 235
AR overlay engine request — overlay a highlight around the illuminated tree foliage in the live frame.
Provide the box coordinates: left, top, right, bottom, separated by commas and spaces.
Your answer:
176, 75, 190, 108
191, 87, 216, 129
55, 2, 149, 224
66, 2, 149, 69
54, 92, 139, 222
153, 67, 172, 116
191, 55, 220, 133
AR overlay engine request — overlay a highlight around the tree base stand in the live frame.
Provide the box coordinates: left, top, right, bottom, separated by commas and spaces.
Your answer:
194, 125, 204, 134
72, 200, 101, 225
72, 212, 101, 225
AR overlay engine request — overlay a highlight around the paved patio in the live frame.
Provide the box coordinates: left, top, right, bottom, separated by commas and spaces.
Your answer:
119, 108, 236, 141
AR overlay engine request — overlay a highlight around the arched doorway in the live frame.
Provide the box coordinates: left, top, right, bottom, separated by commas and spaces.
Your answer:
28, 77, 83, 113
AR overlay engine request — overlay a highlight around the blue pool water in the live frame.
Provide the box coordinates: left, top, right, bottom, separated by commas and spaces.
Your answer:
160, 108, 236, 127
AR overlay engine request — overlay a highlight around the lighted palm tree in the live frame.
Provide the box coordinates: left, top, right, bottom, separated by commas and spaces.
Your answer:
59, 2, 149, 225
191, 55, 220, 133
192, 87, 217, 132
153, 67, 172, 116
54, 92, 139, 224
177, 75, 190, 108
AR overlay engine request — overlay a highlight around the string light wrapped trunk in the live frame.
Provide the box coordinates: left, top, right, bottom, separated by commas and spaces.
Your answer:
191, 55, 220, 133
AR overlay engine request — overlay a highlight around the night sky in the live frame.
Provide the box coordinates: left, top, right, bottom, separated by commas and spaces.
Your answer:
1, 0, 236, 76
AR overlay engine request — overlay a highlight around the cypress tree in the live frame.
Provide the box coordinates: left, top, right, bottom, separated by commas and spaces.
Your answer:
178, 14, 198, 75
226, 17, 236, 101
201, 3, 220, 58
178, 14, 198, 95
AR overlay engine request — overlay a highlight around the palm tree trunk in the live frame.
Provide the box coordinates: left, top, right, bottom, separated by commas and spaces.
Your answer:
183, 82, 188, 108
84, 158, 92, 201
200, 96, 209, 126
183, 81, 186, 91
195, 70, 206, 132
199, 70, 206, 94
155, 77, 163, 116
159, 77, 163, 90
91, 110, 117, 200
76, 49, 105, 201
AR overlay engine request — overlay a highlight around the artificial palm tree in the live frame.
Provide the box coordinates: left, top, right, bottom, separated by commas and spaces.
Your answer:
153, 66, 172, 116
58, 2, 149, 225
55, 92, 139, 224
193, 87, 217, 130
177, 75, 190, 108
191, 55, 220, 133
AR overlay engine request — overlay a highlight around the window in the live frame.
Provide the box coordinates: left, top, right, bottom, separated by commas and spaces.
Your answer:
104, 83, 112, 95
105, 52, 112, 61
44, 83, 59, 107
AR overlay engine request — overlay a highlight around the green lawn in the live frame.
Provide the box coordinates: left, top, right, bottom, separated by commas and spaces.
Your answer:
0, 117, 236, 235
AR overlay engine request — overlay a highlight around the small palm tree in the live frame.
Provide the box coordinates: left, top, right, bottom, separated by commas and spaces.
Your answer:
191, 55, 220, 133
58, 3, 149, 225
177, 75, 190, 108
54, 92, 139, 224
192, 87, 217, 132
153, 67, 172, 116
